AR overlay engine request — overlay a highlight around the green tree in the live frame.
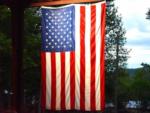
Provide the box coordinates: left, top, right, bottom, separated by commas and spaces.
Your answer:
0, 6, 41, 108
130, 63, 150, 110
0, 6, 11, 107
105, 1, 129, 112
23, 8, 41, 106
117, 69, 133, 108
106, 2, 128, 73
146, 9, 150, 19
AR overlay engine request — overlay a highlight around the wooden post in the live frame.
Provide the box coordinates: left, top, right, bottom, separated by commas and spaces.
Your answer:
10, 5, 24, 113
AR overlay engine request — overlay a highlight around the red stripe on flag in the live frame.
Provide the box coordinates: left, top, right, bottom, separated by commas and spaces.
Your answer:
61, 52, 66, 110
90, 5, 96, 111
100, 3, 106, 111
51, 53, 56, 110
80, 6, 85, 110
41, 52, 46, 111
70, 52, 75, 109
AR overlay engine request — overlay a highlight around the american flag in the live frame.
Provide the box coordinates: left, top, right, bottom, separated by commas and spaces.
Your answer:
41, 1, 106, 111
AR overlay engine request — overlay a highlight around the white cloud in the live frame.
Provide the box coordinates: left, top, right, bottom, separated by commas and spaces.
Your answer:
115, 0, 150, 30
125, 45, 150, 68
114, 0, 150, 68
115, 0, 150, 18
125, 40, 150, 68
126, 27, 150, 41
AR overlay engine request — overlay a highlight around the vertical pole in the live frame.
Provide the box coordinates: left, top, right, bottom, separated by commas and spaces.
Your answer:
11, 6, 24, 113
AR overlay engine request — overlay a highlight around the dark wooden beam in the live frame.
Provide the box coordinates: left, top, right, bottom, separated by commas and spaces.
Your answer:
0, 0, 11, 6
31, 0, 104, 7
11, 5, 24, 113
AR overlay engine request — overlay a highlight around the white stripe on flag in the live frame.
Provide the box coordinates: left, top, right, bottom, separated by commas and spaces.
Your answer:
75, 4, 81, 110
65, 52, 71, 109
46, 53, 51, 109
95, 3, 101, 110
56, 53, 61, 109
85, 5, 91, 111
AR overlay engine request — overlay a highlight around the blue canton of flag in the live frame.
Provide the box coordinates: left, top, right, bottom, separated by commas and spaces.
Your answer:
41, 6, 75, 52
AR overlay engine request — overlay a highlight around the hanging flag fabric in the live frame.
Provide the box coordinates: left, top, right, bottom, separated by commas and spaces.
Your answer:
40, 1, 106, 111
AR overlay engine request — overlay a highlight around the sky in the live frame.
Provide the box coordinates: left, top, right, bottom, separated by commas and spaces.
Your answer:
114, 0, 150, 68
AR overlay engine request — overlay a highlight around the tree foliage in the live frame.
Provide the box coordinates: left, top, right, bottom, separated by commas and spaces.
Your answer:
106, 1, 128, 73
0, 6, 41, 107
146, 9, 150, 19
131, 63, 150, 100
0, 6, 12, 107
105, 1, 129, 103
23, 8, 41, 105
